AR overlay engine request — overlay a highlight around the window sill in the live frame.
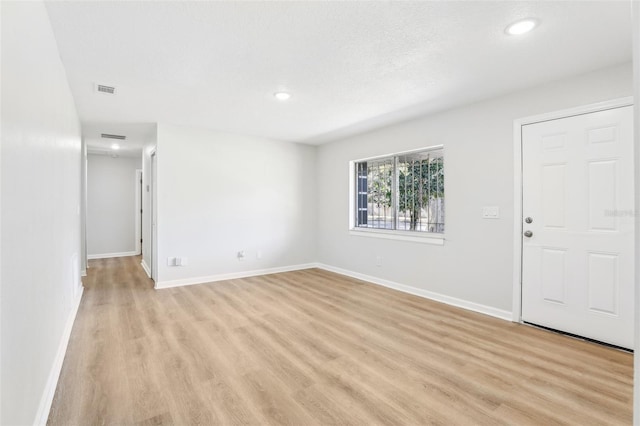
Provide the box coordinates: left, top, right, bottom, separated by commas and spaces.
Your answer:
349, 228, 445, 245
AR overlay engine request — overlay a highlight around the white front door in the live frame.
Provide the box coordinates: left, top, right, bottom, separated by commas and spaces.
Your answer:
521, 105, 634, 349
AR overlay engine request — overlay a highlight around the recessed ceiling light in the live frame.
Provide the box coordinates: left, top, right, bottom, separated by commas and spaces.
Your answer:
111, 143, 120, 150
274, 92, 291, 101
505, 19, 538, 36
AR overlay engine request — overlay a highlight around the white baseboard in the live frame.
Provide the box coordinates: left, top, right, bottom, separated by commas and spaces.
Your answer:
155, 263, 318, 289
33, 286, 84, 426
87, 251, 137, 260
154, 260, 511, 321
140, 259, 151, 278
316, 264, 512, 322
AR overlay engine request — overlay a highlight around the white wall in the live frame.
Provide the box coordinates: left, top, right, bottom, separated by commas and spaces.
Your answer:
316, 63, 633, 314
156, 124, 316, 286
87, 154, 141, 258
1, 2, 82, 424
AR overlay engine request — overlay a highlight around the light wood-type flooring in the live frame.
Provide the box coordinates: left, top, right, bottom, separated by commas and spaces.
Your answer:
48, 256, 633, 425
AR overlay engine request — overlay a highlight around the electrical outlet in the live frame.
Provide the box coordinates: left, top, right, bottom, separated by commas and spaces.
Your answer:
237, 250, 245, 261
375, 256, 382, 267
256, 250, 262, 259
167, 257, 187, 266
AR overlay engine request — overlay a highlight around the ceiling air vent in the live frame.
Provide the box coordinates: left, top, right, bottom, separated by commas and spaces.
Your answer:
96, 84, 116, 95
101, 133, 126, 140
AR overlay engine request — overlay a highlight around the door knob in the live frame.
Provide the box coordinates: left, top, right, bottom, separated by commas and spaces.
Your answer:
524, 230, 533, 238
525, 217, 533, 224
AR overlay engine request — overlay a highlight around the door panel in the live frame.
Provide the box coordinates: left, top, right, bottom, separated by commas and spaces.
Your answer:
521, 105, 634, 349
540, 248, 566, 304
587, 252, 618, 315
541, 164, 566, 228
588, 160, 617, 231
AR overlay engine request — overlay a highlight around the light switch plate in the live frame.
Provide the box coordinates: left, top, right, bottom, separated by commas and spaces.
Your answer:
482, 206, 500, 219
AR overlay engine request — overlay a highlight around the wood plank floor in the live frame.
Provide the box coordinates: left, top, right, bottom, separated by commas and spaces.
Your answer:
48, 256, 633, 425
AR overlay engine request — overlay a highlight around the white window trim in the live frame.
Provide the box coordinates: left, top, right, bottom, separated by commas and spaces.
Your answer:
351, 144, 444, 163
349, 228, 445, 245
348, 145, 445, 245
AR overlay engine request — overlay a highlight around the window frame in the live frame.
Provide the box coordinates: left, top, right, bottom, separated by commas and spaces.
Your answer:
348, 145, 445, 245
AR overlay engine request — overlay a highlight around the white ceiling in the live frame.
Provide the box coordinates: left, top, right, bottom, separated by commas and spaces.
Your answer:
45, 1, 632, 145
83, 122, 153, 157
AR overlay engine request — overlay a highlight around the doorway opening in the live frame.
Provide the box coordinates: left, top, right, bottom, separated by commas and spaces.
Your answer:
150, 150, 157, 283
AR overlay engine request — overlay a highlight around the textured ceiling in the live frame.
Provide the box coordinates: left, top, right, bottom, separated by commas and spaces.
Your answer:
45, 1, 632, 144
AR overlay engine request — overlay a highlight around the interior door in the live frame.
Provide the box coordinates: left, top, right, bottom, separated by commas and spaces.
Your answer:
521, 105, 634, 349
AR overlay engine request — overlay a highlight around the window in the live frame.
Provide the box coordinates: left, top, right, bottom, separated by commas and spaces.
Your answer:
354, 147, 444, 235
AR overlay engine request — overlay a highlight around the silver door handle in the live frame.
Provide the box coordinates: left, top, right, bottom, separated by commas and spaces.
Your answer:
524, 230, 533, 238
